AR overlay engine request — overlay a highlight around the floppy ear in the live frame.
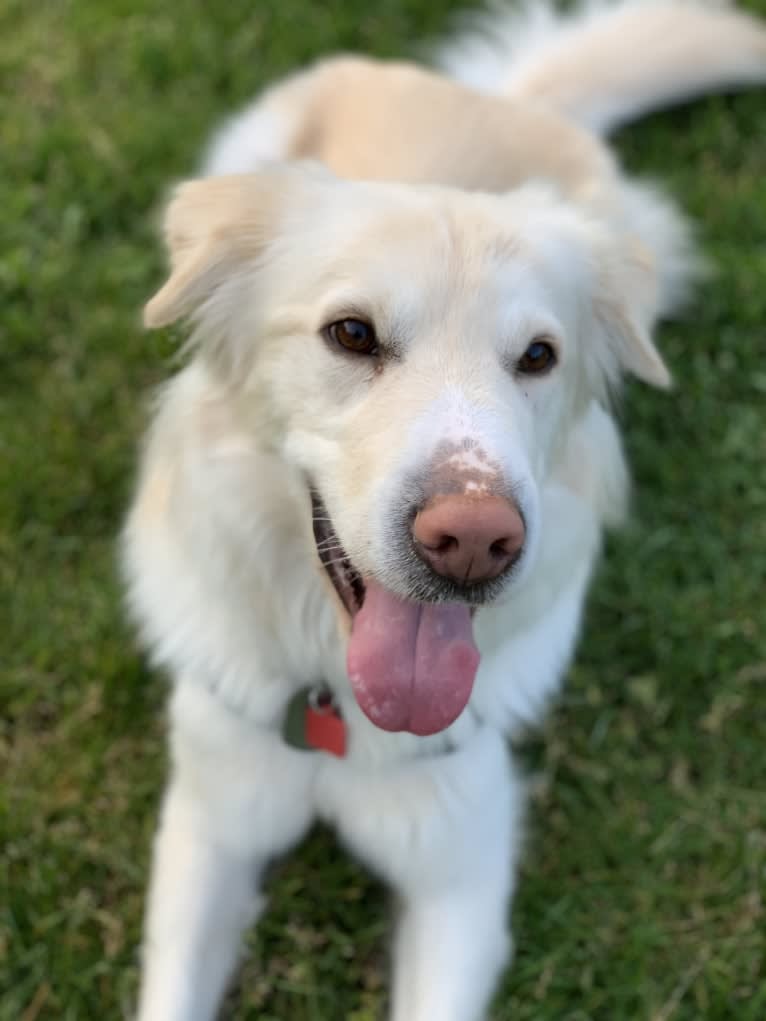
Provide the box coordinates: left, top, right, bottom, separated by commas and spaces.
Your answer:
144, 165, 333, 329
506, 185, 672, 392
145, 176, 268, 328
591, 234, 672, 390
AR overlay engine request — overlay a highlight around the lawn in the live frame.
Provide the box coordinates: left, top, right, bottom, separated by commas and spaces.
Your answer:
1, 1, 764, 1019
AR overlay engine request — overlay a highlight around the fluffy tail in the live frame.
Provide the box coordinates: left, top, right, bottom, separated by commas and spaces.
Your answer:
436, 0, 766, 133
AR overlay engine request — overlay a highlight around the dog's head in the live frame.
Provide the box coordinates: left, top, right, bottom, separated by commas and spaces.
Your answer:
145, 165, 669, 735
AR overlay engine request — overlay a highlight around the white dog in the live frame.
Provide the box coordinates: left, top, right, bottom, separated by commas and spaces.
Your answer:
123, 3, 766, 1018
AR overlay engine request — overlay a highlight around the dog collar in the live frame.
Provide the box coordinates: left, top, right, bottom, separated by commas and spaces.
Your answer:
282, 686, 347, 758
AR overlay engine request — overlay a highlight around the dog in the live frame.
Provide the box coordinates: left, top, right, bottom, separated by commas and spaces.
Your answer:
123, 3, 766, 1018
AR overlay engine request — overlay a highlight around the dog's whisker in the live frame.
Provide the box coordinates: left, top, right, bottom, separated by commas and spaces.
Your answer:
315, 537, 343, 550
318, 555, 354, 569
315, 544, 345, 557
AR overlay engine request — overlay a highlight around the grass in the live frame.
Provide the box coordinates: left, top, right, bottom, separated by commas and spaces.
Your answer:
1, 1, 764, 1018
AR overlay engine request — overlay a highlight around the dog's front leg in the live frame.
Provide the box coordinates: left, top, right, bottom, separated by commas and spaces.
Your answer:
136, 783, 265, 1021
324, 726, 522, 1021
136, 682, 315, 1021
387, 749, 519, 1021
389, 865, 514, 1021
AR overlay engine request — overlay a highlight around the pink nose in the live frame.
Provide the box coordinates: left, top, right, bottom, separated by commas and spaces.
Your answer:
412, 494, 525, 584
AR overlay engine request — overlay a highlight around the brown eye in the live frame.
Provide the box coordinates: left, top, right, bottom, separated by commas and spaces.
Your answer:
326, 318, 378, 356
516, 338, 557, 375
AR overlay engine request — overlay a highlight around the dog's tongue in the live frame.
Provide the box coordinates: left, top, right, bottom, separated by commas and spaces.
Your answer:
346, 579, 480, 736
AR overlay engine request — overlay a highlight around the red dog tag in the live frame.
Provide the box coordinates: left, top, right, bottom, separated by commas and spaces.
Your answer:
305, 690, 347, 758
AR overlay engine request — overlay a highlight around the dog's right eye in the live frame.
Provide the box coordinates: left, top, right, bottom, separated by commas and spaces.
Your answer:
515, 338, 557, 376
325, 318, 379, 356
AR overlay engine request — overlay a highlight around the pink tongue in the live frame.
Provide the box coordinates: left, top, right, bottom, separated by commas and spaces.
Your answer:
346, 579, 480, 736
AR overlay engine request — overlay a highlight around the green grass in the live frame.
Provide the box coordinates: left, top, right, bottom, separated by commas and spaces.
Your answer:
1, 1, 764, 1018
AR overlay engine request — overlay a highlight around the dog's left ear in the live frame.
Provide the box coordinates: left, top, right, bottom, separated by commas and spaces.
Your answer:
591, 234, 671, 390
144, 165, 332, 329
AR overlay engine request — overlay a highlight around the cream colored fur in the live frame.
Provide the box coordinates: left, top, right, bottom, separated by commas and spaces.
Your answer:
437, 0, 766, 132
123, 3, 766, 1019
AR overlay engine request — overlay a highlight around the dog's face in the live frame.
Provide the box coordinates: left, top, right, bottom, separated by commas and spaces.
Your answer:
146, 166, 668, 734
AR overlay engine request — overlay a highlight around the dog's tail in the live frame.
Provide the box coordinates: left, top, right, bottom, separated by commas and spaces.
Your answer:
436, 0, 766, 133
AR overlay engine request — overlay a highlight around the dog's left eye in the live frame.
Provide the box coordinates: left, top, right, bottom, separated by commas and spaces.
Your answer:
516, 338, 557, 375
325, 318, 379, 356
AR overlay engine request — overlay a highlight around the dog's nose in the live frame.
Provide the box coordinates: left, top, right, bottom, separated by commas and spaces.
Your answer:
412, 494, 525, 584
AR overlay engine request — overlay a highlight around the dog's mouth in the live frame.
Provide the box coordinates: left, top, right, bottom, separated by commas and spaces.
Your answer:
311, 489, 366, 617
311, 489, 481, 737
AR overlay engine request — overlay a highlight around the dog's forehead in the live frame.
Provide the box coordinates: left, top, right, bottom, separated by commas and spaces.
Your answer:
342, 189, 523, 269
304, 189, 551, 317
353, 230, 571, 351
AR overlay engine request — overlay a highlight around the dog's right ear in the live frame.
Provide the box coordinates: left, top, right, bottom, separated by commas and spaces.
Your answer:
144, 175, 272, 329
144, 166, 332, 329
